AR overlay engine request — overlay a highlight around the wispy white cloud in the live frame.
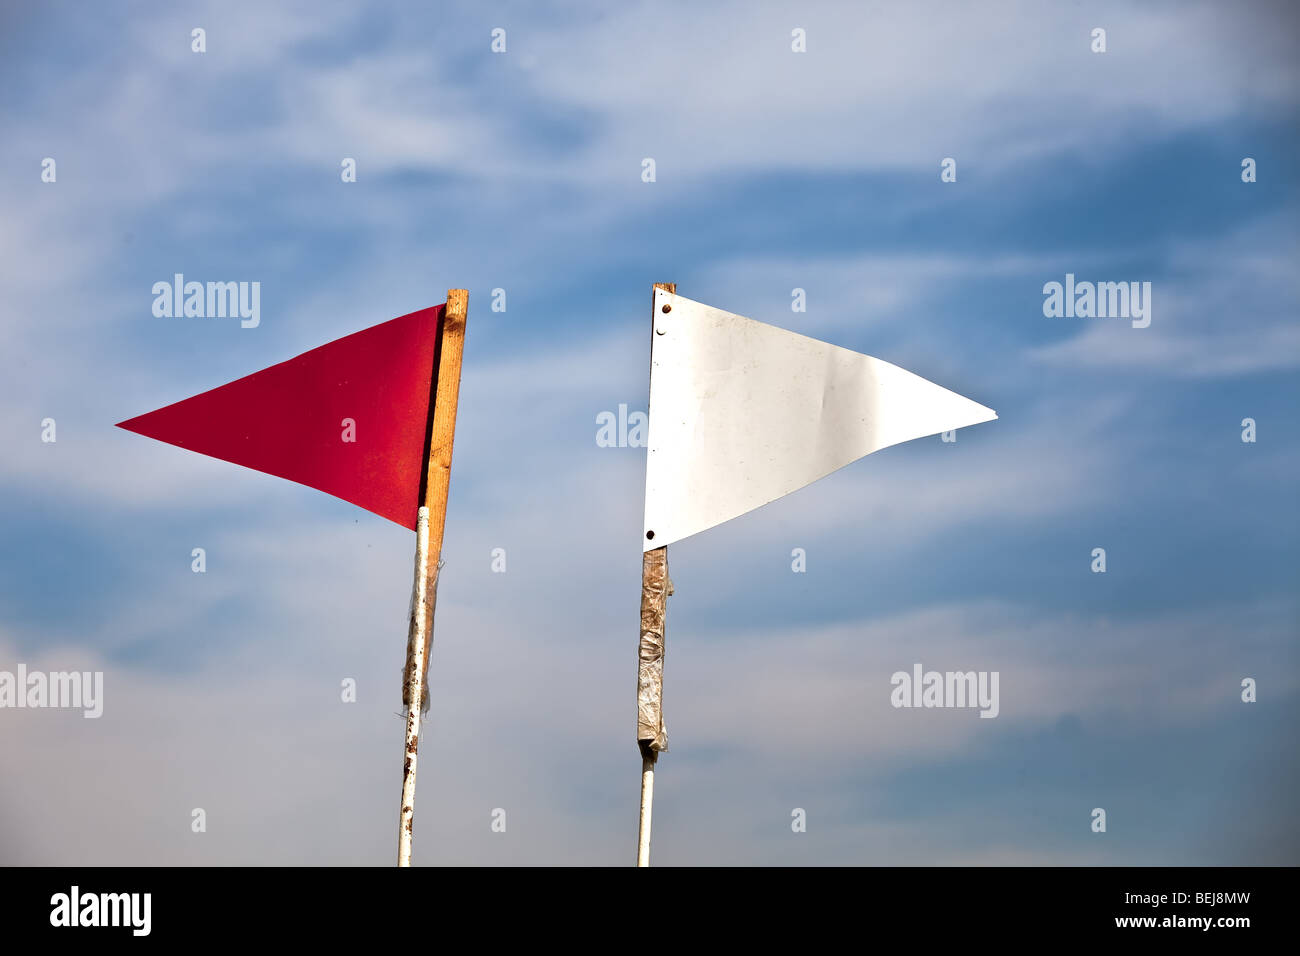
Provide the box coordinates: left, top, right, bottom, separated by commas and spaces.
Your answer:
1029, 215, 1300, 377
3, 587, 1290, 863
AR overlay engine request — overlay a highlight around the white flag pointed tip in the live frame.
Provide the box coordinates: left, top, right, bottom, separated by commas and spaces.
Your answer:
642, 292, 997, 550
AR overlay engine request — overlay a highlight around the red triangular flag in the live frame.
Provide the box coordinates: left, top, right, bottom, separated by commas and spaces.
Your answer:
116, 306, 443, 529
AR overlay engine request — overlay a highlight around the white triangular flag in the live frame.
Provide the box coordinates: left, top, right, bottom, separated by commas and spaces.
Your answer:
643, 290, 997, 550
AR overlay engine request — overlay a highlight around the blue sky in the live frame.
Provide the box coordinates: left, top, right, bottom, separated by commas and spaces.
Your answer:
1, 0, 1297, 864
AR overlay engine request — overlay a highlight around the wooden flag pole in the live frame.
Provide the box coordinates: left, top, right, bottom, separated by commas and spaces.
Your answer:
637, 281, 674, 867
398, 288, 468, 867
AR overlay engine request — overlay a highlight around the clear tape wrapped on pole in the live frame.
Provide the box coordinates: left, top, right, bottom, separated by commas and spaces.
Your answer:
637, 548, 671, 752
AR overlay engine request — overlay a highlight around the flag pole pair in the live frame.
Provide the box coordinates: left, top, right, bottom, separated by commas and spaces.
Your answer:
117, 278, 997, 868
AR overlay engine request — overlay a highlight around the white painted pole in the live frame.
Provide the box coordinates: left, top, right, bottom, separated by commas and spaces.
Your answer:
398, 506, 432, 867
637, 750, 656, 867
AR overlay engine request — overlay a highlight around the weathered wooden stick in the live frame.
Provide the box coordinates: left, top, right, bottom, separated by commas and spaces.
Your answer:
398, 288, 468, 867
637, 281, 674, 867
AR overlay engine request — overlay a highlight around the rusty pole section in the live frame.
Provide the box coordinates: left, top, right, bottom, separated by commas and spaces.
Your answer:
637, 281, 674, 867
398, 289, 468, 867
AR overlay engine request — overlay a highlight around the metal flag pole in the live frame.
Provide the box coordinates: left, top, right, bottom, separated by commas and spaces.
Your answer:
637, 281, 674, 866
398, 288, 468, 867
